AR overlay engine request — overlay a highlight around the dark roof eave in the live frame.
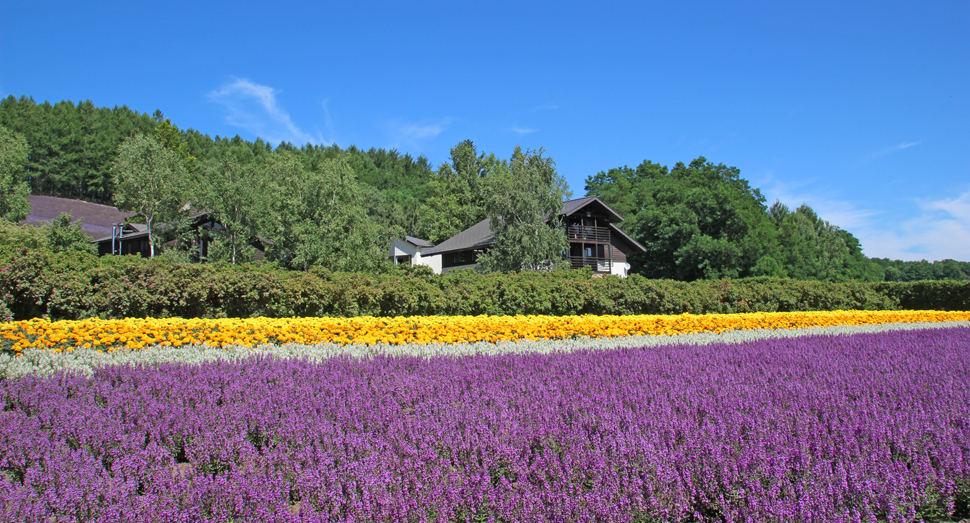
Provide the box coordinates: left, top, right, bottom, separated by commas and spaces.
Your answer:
93, 230, 152, 244
562, 195, 625, 223
608, 223, 647, 252
405, 236, 435, 248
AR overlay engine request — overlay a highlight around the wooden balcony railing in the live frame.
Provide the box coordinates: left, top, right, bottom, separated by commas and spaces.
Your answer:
569, 256, 612, 272
566, 225, 610, 242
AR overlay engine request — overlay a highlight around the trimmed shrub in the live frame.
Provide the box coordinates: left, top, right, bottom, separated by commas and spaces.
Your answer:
0, 246, 966, 321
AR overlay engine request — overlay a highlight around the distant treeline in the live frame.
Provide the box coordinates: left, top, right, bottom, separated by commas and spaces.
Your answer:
871, 258, 970, 282
0, 95, 435, 236
0, 94, 965, 282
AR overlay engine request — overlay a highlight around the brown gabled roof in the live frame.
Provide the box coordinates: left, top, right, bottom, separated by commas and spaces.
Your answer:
562, 195, 624, 223
424, 196, 645, 256
405, 236, 435, 248
422, 218, 494, 256
24, 195, 137, 239
608, 223, 646, 252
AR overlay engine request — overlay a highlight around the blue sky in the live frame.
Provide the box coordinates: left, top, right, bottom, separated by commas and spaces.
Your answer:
2, 0, 968, 261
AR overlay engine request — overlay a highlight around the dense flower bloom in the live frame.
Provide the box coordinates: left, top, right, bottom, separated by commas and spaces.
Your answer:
2, 310, 968, 355
1, 327, 969, 521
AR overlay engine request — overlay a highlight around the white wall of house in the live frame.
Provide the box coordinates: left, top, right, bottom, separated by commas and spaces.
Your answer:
389, 239, 442, 273
611, 262, 631, 278
412, 252, 443, 273
390, 239, 420, 260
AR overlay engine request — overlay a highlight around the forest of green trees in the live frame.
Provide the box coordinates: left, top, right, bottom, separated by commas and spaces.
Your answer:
0, 94, 965, 281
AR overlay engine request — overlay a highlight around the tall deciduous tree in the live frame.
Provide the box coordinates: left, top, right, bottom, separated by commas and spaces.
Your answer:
0, 126, 31, 223
111, 134, 187, 257
477, 147, 570, 273
770, 202, 882, 282
153, 116, 197, 173
587, 157, 781, 280
258, 153, 387, 271
418, 140, 494, 243
194, 157, 262, 264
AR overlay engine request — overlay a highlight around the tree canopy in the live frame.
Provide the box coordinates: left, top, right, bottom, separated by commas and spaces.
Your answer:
3, 94, 962, 279
192, 156, 263, 264
587, 157, 779, 280
418, 140, 492, 244
257, 154, 386, 271
0, 96, 435, 239
476, 147, 571, 273
0, 125, 31, 223
586, 157, 885, 281
111, 134, 188, 258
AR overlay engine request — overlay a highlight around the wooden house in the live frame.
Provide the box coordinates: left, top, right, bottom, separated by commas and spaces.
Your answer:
416, 196, 646, 276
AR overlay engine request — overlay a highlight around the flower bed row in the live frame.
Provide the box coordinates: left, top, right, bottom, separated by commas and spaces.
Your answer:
3, 327, 969, 522
2, 310, 969, 355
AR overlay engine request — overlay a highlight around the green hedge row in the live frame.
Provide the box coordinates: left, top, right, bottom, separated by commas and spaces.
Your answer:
1, 247, 966, 321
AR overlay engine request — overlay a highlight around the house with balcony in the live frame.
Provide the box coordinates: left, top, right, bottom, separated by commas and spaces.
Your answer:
416, 196, 646, 276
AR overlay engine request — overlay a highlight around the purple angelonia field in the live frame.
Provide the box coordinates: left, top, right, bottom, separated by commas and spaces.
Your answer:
1, 328, 969, 523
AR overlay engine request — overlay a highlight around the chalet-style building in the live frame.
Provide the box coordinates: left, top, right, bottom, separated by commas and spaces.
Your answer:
389, 236, 440, 273
415, 196, 646, 276
94, 222, 153, 257
93, 211, 266, 261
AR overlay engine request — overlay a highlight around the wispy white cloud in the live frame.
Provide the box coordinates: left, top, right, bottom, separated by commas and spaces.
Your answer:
922, 191, 970, 222
510, 125, 538, 136
758, 175, 879, 231
208, 78, 324, 146
755, 171, 968, 262
383, 118, 452, 149
858, 140, 922, 163
857, 191, 970, 261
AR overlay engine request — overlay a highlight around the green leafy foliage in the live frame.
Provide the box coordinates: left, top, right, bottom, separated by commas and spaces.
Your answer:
586, 157, 886, 282
0, 125, 31, 223
0, 214, 94, 257
873, 280, 970, 310
769, 202, 882, 282
0, 96, 436, 240
46, 213, 96, 254
616, 158, 777, 280
873, 258, 970, 282
255, 153, 391, 272
152, 116, 197, 173
418, 140, 491, 243
111, 134, 188, 257
0, 97, 157, 202
476, 147, 571, 273
0, 220, 48, 250
191, 157, 262, 264
4, 95, 963, 282
7, 246, 963, 323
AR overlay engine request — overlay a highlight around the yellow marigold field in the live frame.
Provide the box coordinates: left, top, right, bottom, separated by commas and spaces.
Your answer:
1, 310, 968, 355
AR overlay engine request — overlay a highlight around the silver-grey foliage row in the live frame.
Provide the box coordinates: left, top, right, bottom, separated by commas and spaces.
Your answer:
2, 321, 967, 380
